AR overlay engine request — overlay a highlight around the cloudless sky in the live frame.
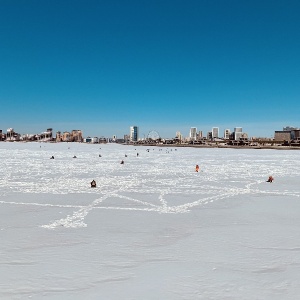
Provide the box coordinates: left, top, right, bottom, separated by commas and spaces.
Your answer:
1, 0, 300, 138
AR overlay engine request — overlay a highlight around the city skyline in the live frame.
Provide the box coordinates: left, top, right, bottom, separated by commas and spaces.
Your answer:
1, 123, 299, 140
1, 0, 300, 137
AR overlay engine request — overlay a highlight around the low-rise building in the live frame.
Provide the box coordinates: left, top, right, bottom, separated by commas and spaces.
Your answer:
99, 137, 107, 143
274, 131, 291, 142
84, 136, 99, 143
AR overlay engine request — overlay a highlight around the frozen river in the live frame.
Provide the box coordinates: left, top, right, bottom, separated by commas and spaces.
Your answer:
1, 142, 300, 299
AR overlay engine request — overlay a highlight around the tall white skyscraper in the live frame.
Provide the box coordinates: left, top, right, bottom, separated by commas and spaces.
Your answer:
234, 127, 243, 140
129, 126, 139, 142
189, 127, 197, 141
212, 127, 219, 138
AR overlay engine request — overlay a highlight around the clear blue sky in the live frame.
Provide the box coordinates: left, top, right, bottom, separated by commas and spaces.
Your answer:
1, 0, 299, 138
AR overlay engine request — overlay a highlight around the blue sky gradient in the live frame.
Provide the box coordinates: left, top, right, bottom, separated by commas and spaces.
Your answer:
1, 0, 300, 138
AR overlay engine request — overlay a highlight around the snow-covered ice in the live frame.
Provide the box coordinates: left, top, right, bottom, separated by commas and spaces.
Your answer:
1, 142, 300, 299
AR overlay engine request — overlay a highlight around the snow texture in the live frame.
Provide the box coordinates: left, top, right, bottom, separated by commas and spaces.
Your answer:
1, 142, 300, 299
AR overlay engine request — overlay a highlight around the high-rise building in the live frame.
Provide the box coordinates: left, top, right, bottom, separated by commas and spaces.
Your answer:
62, 131, 71, 142
56, 131, 62, 142
233, 127, 243, 140
6, 128, 14, 141
130, 126, 139, 142
224, 129, 231, 139
212, 127, 219, 138
234, 127, 242, 133
197, 131, 203, 140
283, 126, 299, 131
189, 127, 197, 141
176, 131, 182, 141
71, 130, 83, 142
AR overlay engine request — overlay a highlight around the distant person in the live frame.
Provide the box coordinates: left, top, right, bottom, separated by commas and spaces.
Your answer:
120, 160, 124, 164
195, 164, 199, 172
73, 155, 77, 158
125, 154, 127, 157
50, 156, 54, 159
137, 153, 139, 157
266, 176, 274, 183
91, 180, 96, 188
99, 154, 102, 157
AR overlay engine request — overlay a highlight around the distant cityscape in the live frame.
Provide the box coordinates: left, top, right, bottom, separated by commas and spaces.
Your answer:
1, 125, 300, 147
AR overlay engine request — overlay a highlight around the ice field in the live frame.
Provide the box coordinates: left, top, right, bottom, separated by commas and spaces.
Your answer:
1, 142, 300, 299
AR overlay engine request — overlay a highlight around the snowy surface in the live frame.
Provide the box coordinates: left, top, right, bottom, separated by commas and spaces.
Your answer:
0, 142, 300, 299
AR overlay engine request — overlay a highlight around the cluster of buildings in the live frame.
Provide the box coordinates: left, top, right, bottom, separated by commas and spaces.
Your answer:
1, 125, 300, 146
0, 127, 115, 144
127, 126, 249, 145
274, 126, 300, 145
0, 128, 84, 143
125, 125, 300, 147
186, 127, 248, 142
1, 128, 54, 142
55, 130, 83, 142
